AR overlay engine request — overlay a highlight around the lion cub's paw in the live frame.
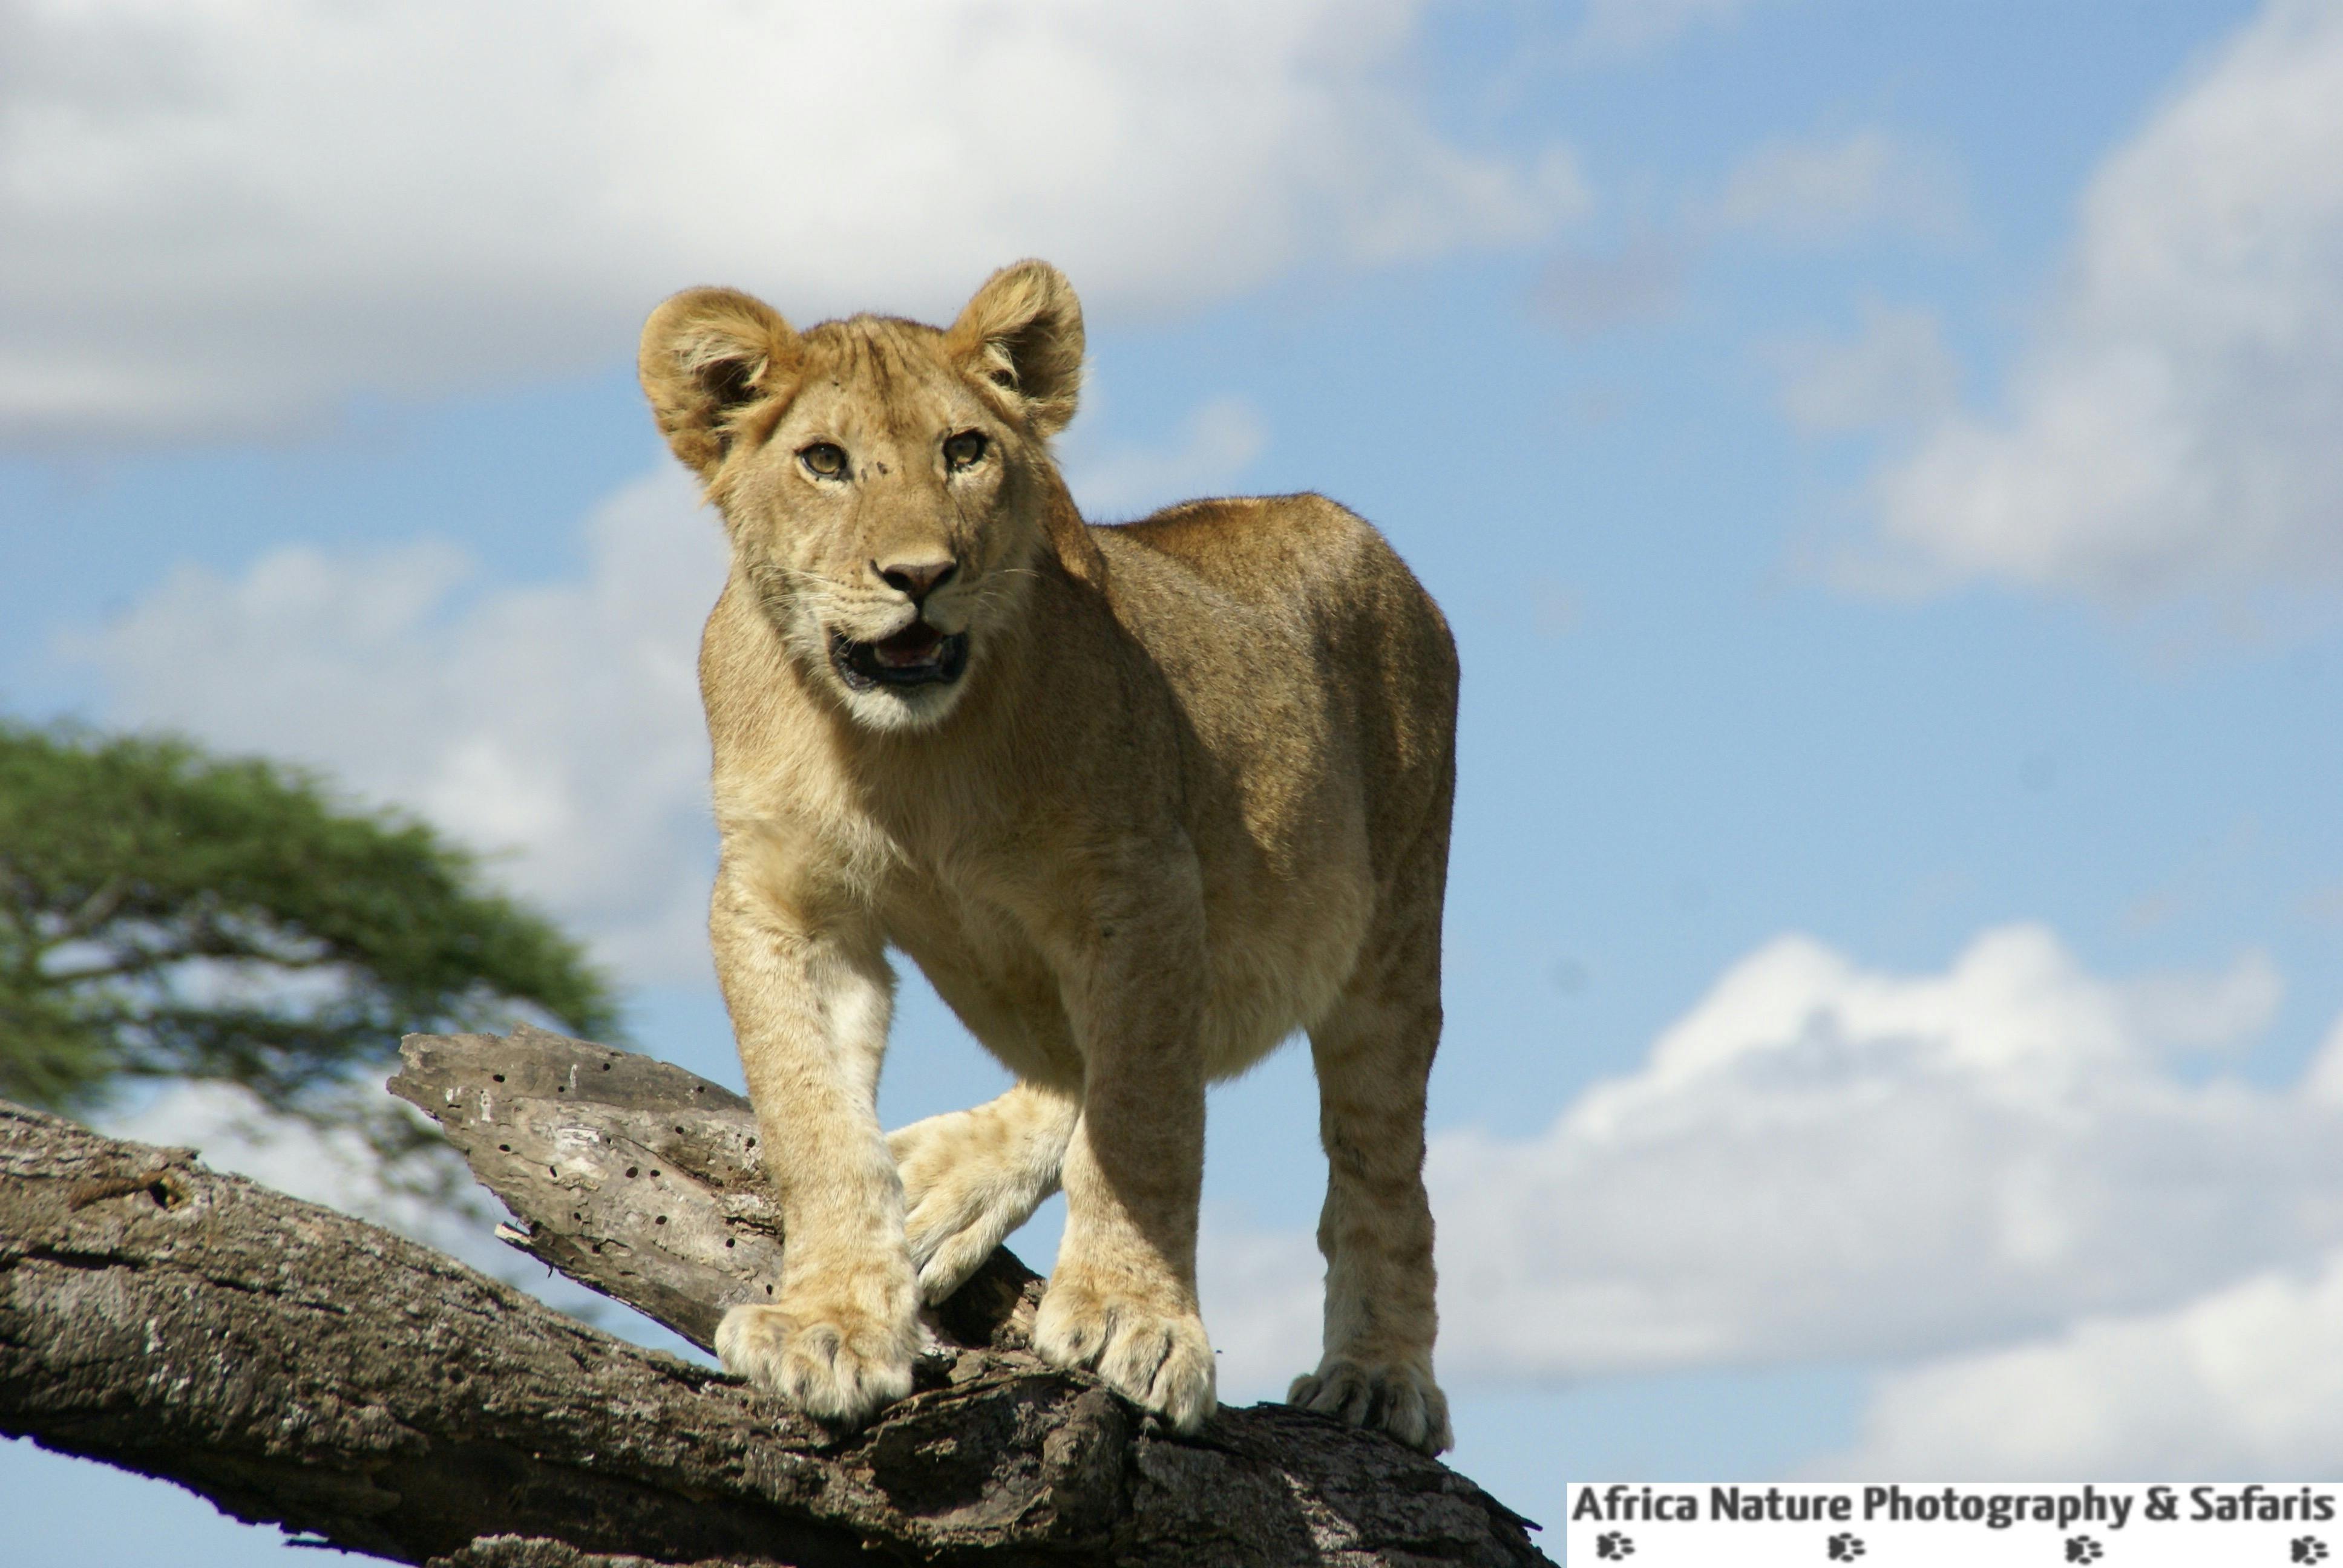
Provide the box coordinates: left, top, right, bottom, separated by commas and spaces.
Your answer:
1288, 1355, 1453, 1454
716, 1299, 919, 1427
889, 1114, 1054, 1305
1034, 1275, 1217, 1433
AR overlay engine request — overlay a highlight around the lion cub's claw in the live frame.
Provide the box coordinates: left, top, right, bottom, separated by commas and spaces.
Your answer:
1288, 1356, 1453, 1454
1034, 1279, 1217, 1433
716, 1301, 918, 1427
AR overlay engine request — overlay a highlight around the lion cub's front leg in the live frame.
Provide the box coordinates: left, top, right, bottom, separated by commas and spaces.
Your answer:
1027, 887, 1217, 1433
710, 866, 919, 1427
1038, 1105, 1216, 1431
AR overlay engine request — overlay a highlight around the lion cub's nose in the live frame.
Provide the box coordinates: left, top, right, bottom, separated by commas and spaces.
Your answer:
876, 557, 957, 604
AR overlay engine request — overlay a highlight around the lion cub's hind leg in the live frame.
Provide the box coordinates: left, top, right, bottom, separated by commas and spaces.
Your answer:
889, 1081, 1080, 1303
1289, 897, 1454, 1455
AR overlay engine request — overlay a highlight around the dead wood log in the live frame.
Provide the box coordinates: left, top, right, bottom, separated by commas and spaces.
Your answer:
0, 1025, 1551, 1566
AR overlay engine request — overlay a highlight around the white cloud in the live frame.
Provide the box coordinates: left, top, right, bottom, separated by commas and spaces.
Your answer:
1196, 1209, 1328, 1400
1532, 128, 1960, 339
67, 468, 728, 984
1063, 396, 1268, 517
1533, 227, 1686, 337
1818, 1249, 2343, 1478
1708, 129, 1970, 246
1427, 926, 2330, 1379
2304, 1013, 2343, 1105
2121, 947, 2284, 1052
0, 0, 1587, 444
1198, 926, 2337, 1390
1571, 0, 1766, 60
1771, 304, 1962, 434
1858, 0, 2343, 601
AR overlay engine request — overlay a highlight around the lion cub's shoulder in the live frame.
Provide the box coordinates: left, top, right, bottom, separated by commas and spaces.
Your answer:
1091, 492, 1455, 770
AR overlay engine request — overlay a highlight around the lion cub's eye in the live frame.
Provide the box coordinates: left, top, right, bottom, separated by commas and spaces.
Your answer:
943, 431, 988, 471
799, 442, 848, 479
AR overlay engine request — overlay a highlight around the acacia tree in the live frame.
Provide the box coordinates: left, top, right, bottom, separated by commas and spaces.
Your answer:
0, 719, 618, 1131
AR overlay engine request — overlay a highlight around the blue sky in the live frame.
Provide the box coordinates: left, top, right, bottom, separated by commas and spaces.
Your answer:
8, 1, 2343, 1558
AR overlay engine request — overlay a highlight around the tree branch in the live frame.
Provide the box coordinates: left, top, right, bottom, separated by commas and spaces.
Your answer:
1, 1025, 1551, 1566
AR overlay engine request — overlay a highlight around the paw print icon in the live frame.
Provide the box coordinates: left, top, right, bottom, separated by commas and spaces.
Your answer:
2066, 1537, 2104, 1563
2295, 1538, 2330, 1565
1594, 1531, 1636, 1560
1826, 1534, 1867, 1561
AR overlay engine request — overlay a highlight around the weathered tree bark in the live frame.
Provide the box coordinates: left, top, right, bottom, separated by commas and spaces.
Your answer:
1, 1025, 1550, 1566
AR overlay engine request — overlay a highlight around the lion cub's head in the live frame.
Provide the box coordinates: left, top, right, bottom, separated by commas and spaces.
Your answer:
640, 262, 1085, 732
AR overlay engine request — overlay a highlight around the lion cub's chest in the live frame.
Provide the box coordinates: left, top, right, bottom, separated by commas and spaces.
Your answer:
876, 863, 1084, 1085
869, 815, 1371, 1086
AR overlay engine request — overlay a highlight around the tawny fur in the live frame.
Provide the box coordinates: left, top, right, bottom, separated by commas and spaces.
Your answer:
640, 261, 1460, 1452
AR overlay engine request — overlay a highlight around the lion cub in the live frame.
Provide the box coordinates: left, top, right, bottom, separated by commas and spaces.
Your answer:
638, 262, 1458, 1452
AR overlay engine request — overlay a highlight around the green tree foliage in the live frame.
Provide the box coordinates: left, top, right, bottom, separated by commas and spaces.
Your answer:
0, 720, 620, 1123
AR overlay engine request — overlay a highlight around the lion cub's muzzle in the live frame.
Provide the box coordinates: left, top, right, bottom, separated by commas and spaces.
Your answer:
829, 621, 971, 690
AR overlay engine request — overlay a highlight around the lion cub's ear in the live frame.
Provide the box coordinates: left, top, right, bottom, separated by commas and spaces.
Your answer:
945, 261, 1084, 437
639, 287, 801, 480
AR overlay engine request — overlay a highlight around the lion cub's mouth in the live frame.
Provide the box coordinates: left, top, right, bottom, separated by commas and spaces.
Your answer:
829, 622, 970, 691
